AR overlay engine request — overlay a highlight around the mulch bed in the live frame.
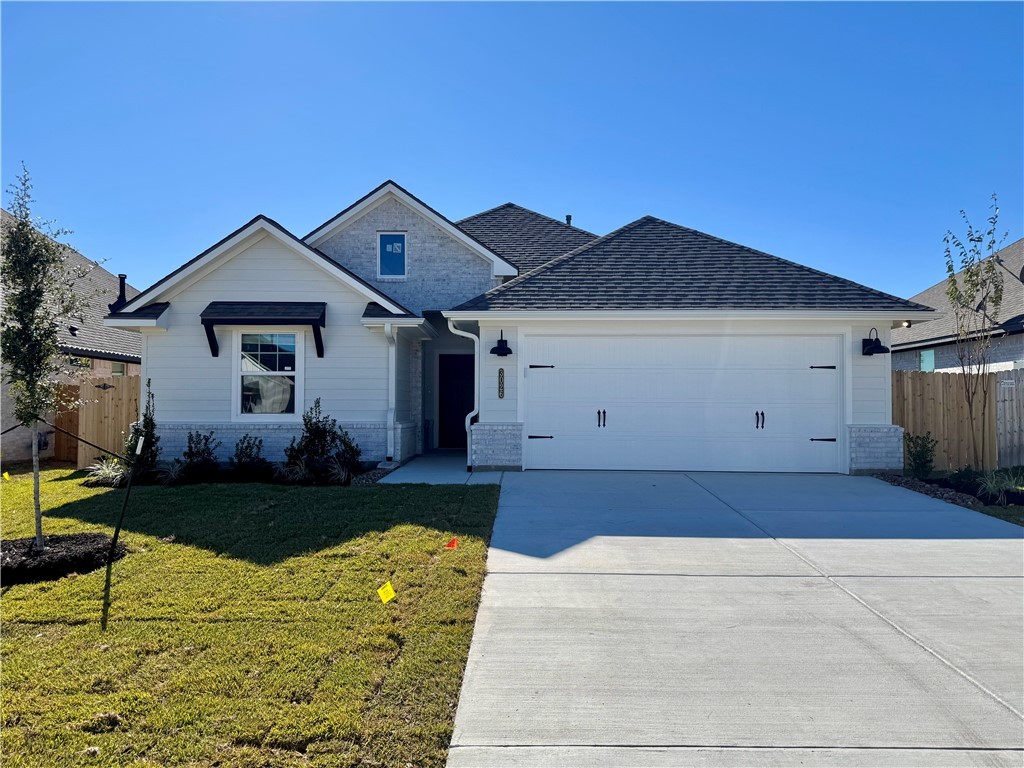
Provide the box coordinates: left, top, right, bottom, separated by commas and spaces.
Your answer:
350, 467, 395, 486
1, 533, 125, 586
874, 474, 984, 511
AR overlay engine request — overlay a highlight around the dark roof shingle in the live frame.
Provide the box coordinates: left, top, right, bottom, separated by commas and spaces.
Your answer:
1, 209, 143, 362
891, 237, 1024, 349
453, 216, 934, 314
457, 203, 598, 273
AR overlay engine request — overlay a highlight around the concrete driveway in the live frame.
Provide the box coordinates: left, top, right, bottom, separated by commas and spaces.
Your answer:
447, 472, 1024, 768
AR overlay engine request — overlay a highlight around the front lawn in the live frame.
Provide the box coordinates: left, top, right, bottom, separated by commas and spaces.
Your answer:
0, 467, 499, 767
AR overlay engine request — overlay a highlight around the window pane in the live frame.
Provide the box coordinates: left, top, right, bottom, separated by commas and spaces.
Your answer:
379, 233, 406, 276
111, 362, 126, 377
241, 375, 295, 414
241, 333, 295, 372
920, 349, 935, 372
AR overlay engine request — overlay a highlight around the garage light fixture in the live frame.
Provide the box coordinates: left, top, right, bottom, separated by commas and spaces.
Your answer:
861, 328, 890, 356
490, 331, 513, 357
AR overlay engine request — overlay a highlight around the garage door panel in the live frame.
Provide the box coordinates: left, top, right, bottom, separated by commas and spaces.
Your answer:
524, 334, 842, 473
529, 369, 837, 405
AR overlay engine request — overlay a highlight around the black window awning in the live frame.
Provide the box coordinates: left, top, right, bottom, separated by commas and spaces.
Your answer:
200, 301, 327, 357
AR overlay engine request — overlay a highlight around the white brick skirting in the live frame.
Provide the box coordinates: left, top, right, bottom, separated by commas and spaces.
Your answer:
471, 422, 522, 470
158, 422, 388, 464
394, 421, 419, 464
849, 424, 904, 474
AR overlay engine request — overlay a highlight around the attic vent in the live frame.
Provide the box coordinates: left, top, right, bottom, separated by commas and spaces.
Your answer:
565, 215, 572, 226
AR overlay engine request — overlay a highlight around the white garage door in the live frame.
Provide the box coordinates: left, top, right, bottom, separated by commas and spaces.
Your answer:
523, 335, 842, 472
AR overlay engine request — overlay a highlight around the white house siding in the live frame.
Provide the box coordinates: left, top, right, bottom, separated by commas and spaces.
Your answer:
467, 318, 904, 473
143, 232, 392, 463
315, 197, 501, 316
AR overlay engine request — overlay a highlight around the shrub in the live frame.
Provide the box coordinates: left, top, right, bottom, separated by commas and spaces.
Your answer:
84, 456, 127, 488
947, 466, 982, 495
904, 432, 938, 480
156, 459, 185, 486
124, 379, 160, 479
978, 471, 1013, 507
283, 399, 361, 484
181, 430, 221, 482
230, 433, 270, 480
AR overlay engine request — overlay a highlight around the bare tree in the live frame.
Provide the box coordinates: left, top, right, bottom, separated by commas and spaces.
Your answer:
944, 194, 1007, 468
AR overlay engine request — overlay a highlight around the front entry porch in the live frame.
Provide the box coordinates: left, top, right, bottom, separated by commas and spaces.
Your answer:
380, 451, 503, 485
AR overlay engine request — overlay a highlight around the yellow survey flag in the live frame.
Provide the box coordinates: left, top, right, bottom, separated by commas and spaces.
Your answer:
2, 472, 9, 481
377, 581, 396, 604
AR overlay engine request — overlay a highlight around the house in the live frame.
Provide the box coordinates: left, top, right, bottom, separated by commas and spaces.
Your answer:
1, 210, 142, 462
892, 237, 1024, 372
104, 181, 933, 474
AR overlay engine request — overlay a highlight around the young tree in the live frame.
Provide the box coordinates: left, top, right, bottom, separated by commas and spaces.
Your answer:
944, 194, 1007, 468
1, 165, 88, 550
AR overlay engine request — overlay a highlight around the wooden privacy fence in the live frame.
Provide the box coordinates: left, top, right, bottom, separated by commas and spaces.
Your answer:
64, 376, 141, 469
892, 369, 1024, 471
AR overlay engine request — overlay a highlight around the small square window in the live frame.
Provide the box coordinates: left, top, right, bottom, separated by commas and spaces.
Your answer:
111, 361, 126, 377
378, 233, 406, 277
920, 349, 935, 372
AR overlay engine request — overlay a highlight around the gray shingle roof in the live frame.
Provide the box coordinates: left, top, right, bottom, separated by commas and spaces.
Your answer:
891, 237, 1024, 349
1, 209, 142, 362
457, 203, 598, 273
453, 216, 935, 313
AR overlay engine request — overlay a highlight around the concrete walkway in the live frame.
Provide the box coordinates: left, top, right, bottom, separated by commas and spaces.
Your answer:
379, 452, 505, 485
448, 471, 1024, 768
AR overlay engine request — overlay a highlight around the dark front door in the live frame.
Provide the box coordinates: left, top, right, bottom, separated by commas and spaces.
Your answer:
438, 354, 474, 449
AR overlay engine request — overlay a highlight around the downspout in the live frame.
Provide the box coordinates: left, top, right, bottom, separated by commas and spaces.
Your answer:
384, 323, 397, 462
447, 318, 479, 472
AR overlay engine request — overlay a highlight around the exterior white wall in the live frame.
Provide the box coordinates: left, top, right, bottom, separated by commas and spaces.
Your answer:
466, 317, 903, 473
143, 232, 393, 462
315, 197, 500, 315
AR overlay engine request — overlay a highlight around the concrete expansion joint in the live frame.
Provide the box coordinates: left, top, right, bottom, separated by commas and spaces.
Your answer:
683, 475, 1024, 724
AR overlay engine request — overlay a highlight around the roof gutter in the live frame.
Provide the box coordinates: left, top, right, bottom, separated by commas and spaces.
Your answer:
443, 309, 938, 324
447, 318, 479, 472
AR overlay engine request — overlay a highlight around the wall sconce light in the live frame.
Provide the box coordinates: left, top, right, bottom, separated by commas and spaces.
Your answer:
490, 331, 512, 357
862, 328, 890, 356
901, 320, 912, 328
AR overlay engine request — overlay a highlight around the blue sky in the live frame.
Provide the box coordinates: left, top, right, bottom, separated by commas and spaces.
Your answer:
2, 2, 1021, 300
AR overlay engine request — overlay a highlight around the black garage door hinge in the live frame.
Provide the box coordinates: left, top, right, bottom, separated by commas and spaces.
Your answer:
809, 438, 837, 442
528, 364, 555, 369
809, 365, 837, 369
527, 435, 554, 439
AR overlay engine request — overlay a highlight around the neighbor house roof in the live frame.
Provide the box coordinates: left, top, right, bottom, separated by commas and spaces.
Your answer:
1, 209, 142, 362
451, 216, 935, 314
892, 237, 1024, 350
457, 203, 598, 273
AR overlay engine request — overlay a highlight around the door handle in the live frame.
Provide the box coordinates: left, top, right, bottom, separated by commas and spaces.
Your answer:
755, 410, 765, 429
602, 409, 607, 428
760, 411, 765, 430
597, 409, 601, 427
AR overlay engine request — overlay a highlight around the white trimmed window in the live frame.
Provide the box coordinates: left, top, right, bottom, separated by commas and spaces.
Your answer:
232, 330, 304, 420
378, 232, 406, 278
111, 361, 127, 377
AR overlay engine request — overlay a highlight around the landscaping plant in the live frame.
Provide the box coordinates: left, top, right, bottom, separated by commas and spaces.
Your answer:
943, 195, 1006, 468
181, 430, 221, 482
83, 456, 128, 488
977, 470, 1014, 507
283, 398, 361, 484
904, 432, 938, 480
124, 378, 160, 479
0, 165, 90, 550
229, 433, 270, 481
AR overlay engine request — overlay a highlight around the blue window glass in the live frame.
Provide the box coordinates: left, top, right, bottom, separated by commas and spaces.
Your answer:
379, 233, 406, 276
920, 349, 935, 372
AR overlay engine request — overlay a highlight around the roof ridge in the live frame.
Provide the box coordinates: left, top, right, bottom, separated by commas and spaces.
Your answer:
642, 216, 934, 312
457, 201, 598, 237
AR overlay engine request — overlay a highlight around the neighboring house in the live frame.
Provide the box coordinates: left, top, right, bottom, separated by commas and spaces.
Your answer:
105, 181, 933, 474
892, 237, 1024, 373
1, 209, 142, 462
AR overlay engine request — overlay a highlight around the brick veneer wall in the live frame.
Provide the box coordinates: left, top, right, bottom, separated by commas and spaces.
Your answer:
848, 424, 904, 474
471, 422, 522, 470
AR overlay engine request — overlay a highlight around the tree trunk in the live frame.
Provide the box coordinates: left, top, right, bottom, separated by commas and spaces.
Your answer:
31, 420, 45, 551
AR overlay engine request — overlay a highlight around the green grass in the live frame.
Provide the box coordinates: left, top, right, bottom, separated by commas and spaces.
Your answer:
0, 466, 499, 767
